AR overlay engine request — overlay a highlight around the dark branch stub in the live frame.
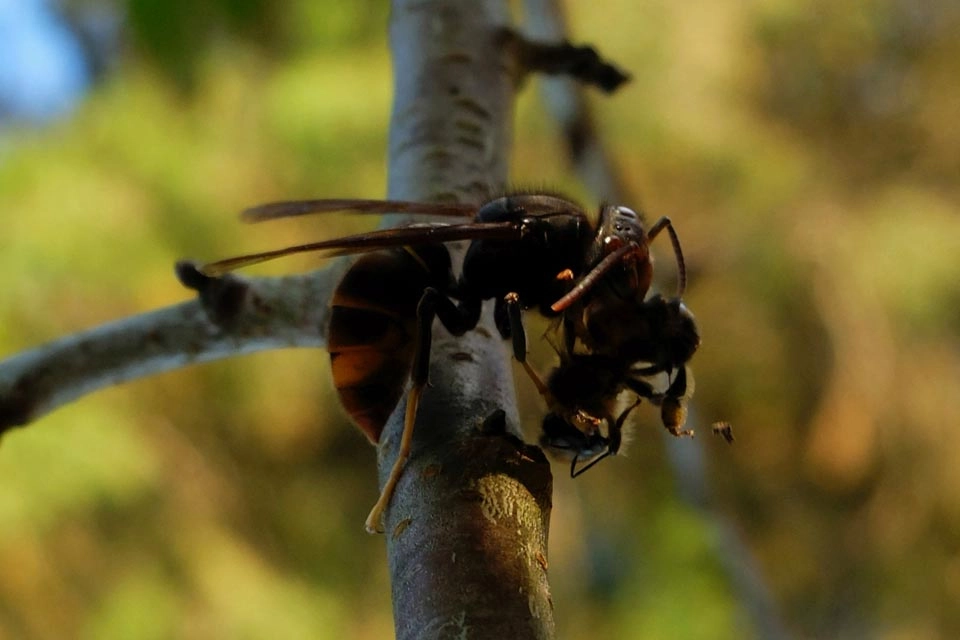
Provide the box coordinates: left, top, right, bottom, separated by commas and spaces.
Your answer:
175, 260, 251, 328
499, 28, 631, 93
0, 377, 36, 432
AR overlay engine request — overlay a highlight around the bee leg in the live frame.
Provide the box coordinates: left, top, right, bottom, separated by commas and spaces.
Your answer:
570, 396, 643, 476
624, 369, 692, 436
624, 376, 662, 403
364, 288, 481, 533
660, 366, 694, 437
570, 452, 608, 477
608, 396, 643, 455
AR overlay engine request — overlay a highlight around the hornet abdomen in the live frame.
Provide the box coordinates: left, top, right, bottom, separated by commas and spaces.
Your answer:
328, 243, 455, 442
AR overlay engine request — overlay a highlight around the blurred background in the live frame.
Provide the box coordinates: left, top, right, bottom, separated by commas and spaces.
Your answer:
1, 0, 959, 638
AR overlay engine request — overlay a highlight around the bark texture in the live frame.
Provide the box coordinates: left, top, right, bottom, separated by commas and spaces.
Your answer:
382, 2, 554, 638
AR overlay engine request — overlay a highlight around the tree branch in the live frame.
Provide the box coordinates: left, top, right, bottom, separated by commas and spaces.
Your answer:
0, 266, 341, 433
382, 1, 554, 637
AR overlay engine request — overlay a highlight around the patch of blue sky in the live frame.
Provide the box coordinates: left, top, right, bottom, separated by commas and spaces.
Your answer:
0, 0, 90, 123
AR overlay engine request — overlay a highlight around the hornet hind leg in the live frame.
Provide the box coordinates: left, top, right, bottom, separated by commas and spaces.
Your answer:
364, 288, 480, 533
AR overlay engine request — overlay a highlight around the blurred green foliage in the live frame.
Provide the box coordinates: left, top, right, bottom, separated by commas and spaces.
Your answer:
2, 0, 959, 638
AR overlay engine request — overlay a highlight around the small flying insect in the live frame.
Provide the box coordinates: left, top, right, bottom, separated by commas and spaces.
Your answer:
201, 193, 687, 532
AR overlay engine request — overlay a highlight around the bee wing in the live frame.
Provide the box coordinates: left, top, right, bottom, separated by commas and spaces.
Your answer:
241, 199, 478, 223
201, 220, 523, 275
